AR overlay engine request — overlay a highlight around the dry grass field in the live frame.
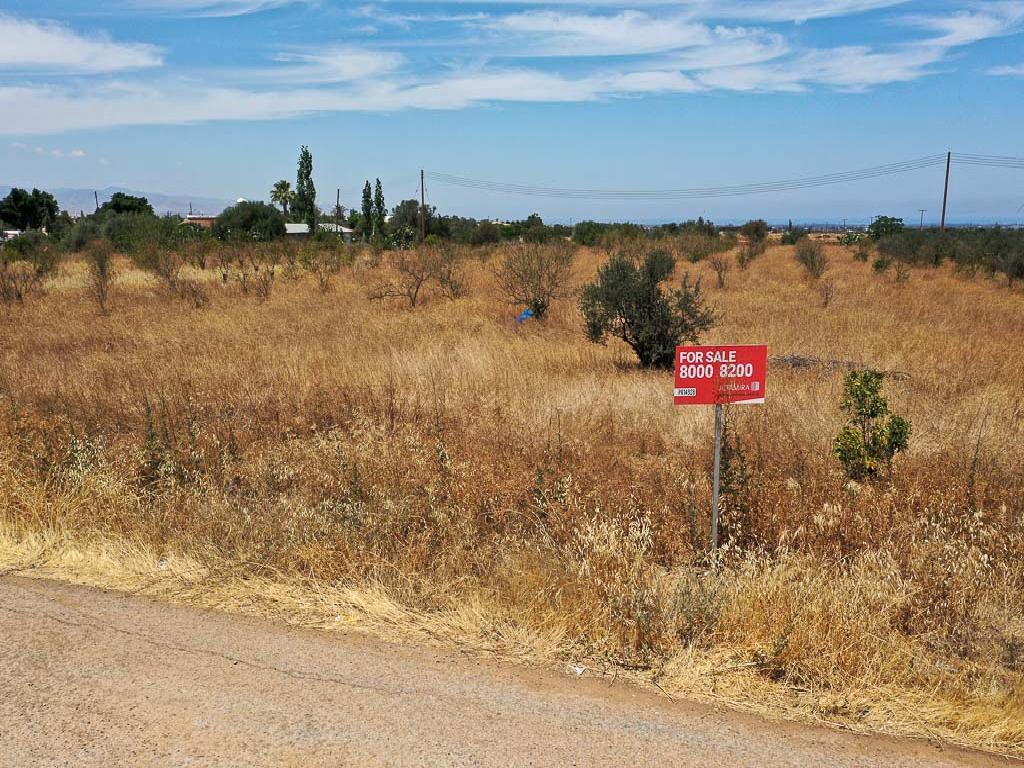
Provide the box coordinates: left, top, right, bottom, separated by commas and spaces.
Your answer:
2, 241, 1023, 756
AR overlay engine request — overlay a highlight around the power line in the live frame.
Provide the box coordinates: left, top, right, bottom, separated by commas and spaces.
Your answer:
427, 154, 947, 200
425, 152, 1024, 201
951, 153, 1024, 169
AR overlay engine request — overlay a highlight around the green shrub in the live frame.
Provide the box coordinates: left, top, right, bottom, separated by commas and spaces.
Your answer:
794, 238, 828, 280
853, 238, 872, 262
868, 216, 904, 240
0, 231, 59, 304
213, 201, 286, 242
2, 230, 60, 276
781, 228, 808, 245
833, 370, 910, 480
63, 218, 102, 252
580, 250, 715, 369
736, 239, 767, 270
740, 219, 769, 244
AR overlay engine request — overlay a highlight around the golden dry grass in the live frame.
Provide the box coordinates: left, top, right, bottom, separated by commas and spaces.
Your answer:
1, 241, 1022, 756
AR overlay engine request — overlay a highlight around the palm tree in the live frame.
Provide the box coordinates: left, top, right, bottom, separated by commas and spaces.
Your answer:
270, 180, 293, 216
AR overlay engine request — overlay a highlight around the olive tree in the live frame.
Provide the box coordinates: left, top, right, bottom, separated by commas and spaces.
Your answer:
580, 250, 715, 369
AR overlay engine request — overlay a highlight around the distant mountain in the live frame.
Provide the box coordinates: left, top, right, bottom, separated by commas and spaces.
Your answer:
0, 185, 234, 217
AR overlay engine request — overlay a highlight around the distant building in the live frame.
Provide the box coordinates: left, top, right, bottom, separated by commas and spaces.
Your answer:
182, 215, 216, 230
285, 222, 355, 241
1, 230, 23, 243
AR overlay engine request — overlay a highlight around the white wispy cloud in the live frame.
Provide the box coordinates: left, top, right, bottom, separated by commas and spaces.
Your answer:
388, 0, 910, 23
3, 1, 1021, 134
126, 0, 307, 17
484, 10, 729, 56
11, 141, 87, 158
989, 63, 1024, 75
901, 4, 1024, 47
0, 14, 162, 74
265, 47, 405, 84
686, 1, 911, 22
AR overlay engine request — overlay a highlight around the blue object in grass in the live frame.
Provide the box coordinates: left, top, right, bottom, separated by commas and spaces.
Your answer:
516, 308, 535, 323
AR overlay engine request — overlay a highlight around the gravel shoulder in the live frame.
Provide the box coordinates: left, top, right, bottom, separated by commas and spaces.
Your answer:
0, 576, 1016, 768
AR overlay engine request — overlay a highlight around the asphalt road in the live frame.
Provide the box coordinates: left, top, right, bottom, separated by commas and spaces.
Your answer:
0, 576, 1015, 767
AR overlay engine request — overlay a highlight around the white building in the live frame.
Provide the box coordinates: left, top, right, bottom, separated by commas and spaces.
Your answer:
285, 222, 355, 240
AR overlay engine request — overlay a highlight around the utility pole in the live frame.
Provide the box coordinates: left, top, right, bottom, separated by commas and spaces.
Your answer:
93, 191, 99, 213
918, 209, 927, 229
940, 151, 951, 232
336, 188, 341, 231
419, 169, 426, 243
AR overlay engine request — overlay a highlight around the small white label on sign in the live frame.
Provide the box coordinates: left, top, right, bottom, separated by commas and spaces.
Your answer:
674, 387, 697, 397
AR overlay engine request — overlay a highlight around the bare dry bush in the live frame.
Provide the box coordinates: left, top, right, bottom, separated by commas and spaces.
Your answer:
0, 261, 44, 305
300, 242, 345, 292
794, 239, 828, 280
708, 253, 730, 289
817, 278, 836, 308
368, 245, 463, 307
494, 241, 574, 318
85, 238, 116, 313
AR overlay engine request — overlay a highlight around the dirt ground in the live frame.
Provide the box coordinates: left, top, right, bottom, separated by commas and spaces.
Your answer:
1, 576, 1016, 768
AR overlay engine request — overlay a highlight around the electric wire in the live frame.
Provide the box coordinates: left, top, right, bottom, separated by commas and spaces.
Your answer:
424, 152, 1024, 201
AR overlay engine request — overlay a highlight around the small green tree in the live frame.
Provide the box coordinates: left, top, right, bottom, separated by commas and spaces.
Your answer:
580, 250, 715, 369
833, 370, 911, 480
97, 192, 154, 218
781, 227, 808, 245
293, 146, 316, 231
740, 219, 769, 244
868, 216, 904, 240
0, 187, 60, 230
270, 180, 293, 215
212, 201, 286, 242
360, 181, 373, 241
373, 179, 386, 241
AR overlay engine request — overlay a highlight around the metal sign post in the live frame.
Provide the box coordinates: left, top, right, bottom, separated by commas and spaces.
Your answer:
674, 344, 768, 552
711, 402, 723, 552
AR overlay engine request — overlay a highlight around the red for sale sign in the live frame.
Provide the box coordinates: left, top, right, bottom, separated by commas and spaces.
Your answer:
674, 344, 768, 406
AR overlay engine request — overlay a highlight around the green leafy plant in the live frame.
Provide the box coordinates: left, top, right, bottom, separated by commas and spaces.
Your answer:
781, 227, 808, 245
740, 219, 769, 244
833, 370, 911, 480
581, 250, 715, 369
212, 201, 286, 242
868, 216, 904, 240
872, 254, 892, 274
736, 238, 767, 270
853, 238, 872, 262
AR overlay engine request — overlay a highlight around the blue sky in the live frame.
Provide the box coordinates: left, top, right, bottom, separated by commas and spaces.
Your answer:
2, 0, 1024, 223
